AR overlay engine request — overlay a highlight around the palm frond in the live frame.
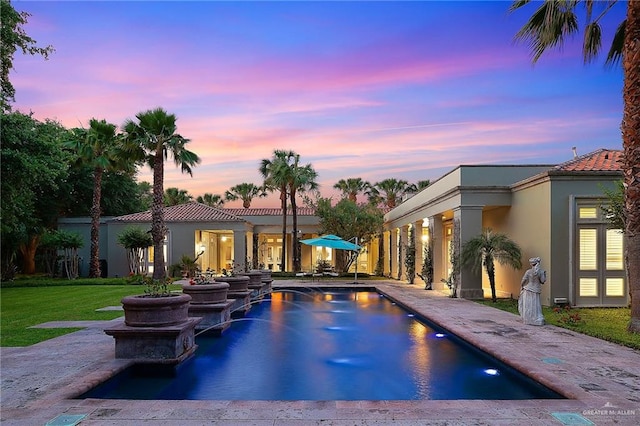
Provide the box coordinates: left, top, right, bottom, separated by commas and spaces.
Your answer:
514, 1, 580, 63
583, 21, 602, 63
605, 19, 625, 67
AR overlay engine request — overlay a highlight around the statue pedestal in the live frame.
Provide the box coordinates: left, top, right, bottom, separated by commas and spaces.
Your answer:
228, 291, 252, 317
104, 317, 201, 364
249, 281, 272, 300
188, 300, 234, 336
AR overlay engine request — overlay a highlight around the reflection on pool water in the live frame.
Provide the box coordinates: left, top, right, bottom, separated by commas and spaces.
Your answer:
82, 290, 564, 400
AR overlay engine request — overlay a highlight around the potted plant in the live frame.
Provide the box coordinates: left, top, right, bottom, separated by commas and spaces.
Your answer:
179, 254, 199, 278
106, 274, 200, 362
182, 274, 229, 304
121, 274, 191, 327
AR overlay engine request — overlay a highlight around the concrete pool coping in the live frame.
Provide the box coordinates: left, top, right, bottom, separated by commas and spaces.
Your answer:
1, 280, 639, 425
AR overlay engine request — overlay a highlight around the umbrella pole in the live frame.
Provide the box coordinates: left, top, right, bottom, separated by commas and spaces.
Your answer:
353, 237, 359, 284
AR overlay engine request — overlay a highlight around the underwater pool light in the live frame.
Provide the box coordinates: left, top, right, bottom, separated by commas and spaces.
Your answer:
484, 368, 499, 376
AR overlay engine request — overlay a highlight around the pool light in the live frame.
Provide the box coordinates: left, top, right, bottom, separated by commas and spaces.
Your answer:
484, 368, 499, 376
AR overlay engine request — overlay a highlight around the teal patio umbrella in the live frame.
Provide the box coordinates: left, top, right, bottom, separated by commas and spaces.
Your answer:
300, 235, 362, 282
300, 234, 361, 251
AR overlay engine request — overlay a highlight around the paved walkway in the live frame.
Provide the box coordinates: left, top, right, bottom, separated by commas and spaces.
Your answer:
1, 280, 639, 425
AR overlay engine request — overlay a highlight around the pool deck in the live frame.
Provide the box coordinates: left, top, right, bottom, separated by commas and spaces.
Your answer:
1, 280, 639, 425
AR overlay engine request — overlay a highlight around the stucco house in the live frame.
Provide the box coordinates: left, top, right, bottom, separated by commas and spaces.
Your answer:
58, 148, 624, 308
59, 203, 378, 279
382, 148, 625, 308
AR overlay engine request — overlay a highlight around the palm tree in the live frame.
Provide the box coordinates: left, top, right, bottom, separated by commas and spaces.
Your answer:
287, 157, 318, 271
64, 118, 130, 278
461, 228, 523, 303
225, 183, 266, 208
196, 193, 225, 208
137, 181, 153, 211
333, 178, 371, 203
416, 180, 431, 190
164, 187, 192, 206
122, 107, 200, 280
510, 0, 639, 332
369, 178, 416, 208
260, 150, 296, 272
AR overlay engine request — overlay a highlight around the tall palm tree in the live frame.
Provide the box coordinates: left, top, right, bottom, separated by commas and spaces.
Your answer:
122, 107, 200, 280
510, 0, 639, 332
260, 150, 296, 272
164, 187, 192, 206
461, 228, 523, 303
225, 183, 266, 208
333, 178, 371, 203
64, 118, 130, 278
196, 193, 225, 208
369, 178, 416, 208
287, 157, 318, 271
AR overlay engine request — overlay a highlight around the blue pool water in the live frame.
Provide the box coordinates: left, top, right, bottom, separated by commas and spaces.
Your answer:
83, 290, 564, 400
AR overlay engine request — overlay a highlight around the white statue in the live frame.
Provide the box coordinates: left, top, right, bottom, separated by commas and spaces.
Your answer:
518, 257, 546, 325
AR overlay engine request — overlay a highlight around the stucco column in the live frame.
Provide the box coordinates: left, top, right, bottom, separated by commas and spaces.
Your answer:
454, 206, 484, 299
400, 225, 409, 281
390, 228, 398, 279
430, 216, 444, 290
233, 230, 248, 272
382, 230, 390, 276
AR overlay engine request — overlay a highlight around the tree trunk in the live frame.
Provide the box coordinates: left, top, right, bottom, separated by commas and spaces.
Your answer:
280, 189, 287, 272
623, 0, 640, 333
290, 187, 300, 272
18, 236, 38, 274
152, 148, 166, 280
89, 167, 103, 278
488, 268, 497, 302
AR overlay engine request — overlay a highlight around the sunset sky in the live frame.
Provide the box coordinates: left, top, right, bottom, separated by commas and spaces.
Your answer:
12, 1, 626, 208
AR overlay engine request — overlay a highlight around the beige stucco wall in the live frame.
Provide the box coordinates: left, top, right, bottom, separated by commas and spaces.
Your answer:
505, 180, 552, 305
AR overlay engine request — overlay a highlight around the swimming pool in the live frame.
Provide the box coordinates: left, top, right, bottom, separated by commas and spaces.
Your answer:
82, 289, 564, 400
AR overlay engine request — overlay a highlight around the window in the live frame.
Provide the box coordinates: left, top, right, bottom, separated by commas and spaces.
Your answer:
575, 200, 626, 306
605, 230, 624, 270
579, 207, 598, 219
579, 278, 598, 297
579, 229, 597, 270
606, 278, 625, 297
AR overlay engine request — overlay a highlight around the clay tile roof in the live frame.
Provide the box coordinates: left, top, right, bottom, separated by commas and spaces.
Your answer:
224, 207, 317, 216
554, 148, 623, 172
114, 202, 244, 222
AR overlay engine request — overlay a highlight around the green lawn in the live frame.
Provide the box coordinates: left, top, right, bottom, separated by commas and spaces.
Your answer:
477, 299, 640, 350
1, 284, 178, 347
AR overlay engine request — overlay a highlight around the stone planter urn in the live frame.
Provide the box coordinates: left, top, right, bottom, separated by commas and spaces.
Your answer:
121, 293, 192, 327
240, 270, 263, 288
218, 276, 250, 293
181, 282, 229, 304
260, 269, 272, 282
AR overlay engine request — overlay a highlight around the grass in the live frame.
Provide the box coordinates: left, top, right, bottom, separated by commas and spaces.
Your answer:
477, 298, 640, 350
0, 283, 182, 347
